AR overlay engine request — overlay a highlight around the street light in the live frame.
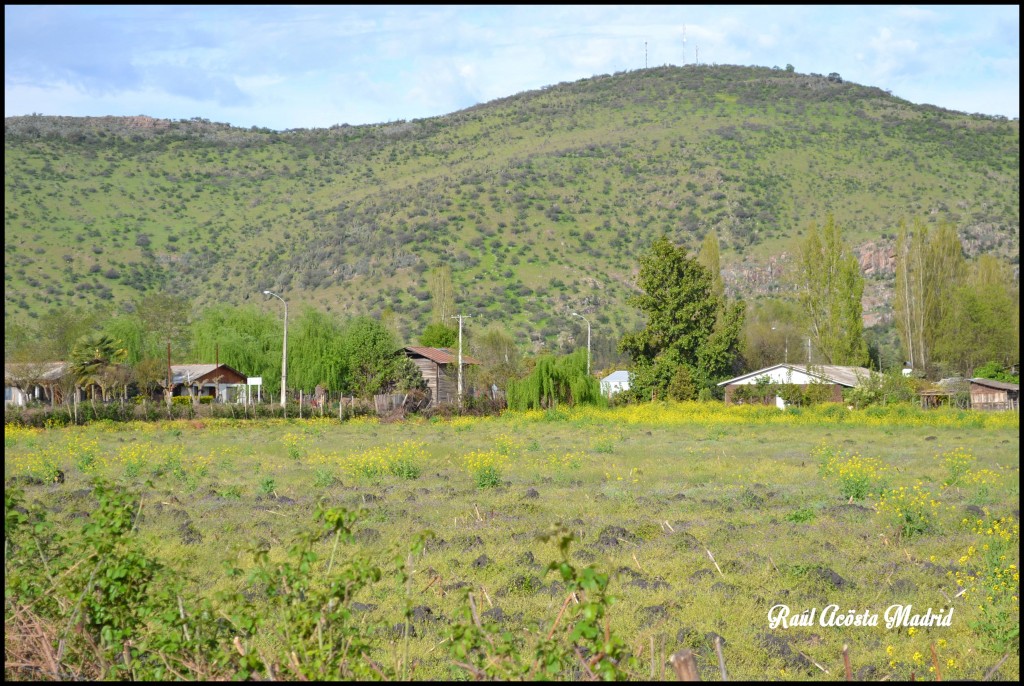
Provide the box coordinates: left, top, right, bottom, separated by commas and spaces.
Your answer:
571, 312, 591, 376
262, 290, 288, 410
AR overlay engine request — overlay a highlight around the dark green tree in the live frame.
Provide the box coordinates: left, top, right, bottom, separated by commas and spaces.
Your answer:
341, 316, 405, 398
618, 235, 744, 400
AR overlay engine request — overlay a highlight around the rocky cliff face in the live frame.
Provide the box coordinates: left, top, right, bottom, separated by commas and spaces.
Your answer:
722, 242, 898, 328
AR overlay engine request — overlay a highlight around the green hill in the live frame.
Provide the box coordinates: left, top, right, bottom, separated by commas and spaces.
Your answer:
4, 65, 1019, 357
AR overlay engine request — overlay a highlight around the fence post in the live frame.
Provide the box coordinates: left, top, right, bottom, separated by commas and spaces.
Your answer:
670, 649, 701, 681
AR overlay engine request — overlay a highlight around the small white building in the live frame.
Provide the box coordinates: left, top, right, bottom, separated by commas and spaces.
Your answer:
718, 363, 876, 407
600, 370, 631, 397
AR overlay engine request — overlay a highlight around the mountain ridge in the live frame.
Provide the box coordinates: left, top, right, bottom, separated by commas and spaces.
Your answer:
5, 64, 1019, 355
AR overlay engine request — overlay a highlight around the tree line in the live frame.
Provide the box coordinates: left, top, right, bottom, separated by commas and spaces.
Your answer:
5, 217, 1018, 410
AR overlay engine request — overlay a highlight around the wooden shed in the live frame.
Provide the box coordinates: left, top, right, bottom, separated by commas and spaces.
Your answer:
402, 347, 480, 407
968, 378, 1019, 411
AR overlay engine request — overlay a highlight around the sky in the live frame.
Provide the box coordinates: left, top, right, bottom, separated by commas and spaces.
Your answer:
5, 5, 1019, 131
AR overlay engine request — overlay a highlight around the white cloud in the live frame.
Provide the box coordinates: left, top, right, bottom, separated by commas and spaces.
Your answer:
4, 5, 1018, 127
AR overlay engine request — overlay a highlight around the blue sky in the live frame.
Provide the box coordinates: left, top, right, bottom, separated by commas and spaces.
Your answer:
5, 5, 1019, 130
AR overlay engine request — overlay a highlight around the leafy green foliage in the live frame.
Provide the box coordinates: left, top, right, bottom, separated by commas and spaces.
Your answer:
506, 349, 602, 410
972, 361, 1019, 384
474, 464, 503, 489
844, 368, 920, 409
5, 66, 1018, 355
447, 525, 636, 680
619, 235, 744, 400
342, 316, 405, 397
797, 215, 868, 366
419, 322, 458, 348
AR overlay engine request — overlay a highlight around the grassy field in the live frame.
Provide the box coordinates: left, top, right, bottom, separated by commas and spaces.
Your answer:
4, 403, 1019, 680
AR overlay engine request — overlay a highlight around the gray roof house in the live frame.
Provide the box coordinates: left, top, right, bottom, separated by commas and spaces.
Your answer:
718, 363, 876, 406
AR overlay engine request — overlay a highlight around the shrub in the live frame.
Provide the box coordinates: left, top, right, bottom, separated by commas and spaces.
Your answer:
875, 484, 941, 538
475, 465, 503, 489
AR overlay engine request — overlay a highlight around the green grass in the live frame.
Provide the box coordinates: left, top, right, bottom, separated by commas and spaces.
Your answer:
4, 405, 1019, 680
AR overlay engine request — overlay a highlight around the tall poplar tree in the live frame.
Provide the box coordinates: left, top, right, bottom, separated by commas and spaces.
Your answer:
893, 218, 967, 375
893, 219, 928, 370
797, 215, 868, 366
697, 230, 725, 301
428, 265, 455, 324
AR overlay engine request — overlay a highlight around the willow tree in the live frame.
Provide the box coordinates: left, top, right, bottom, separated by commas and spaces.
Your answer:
796, 216, 868, 366
506, 350, 602, 410
287, 307, 348, 393
192, 305, 282, 395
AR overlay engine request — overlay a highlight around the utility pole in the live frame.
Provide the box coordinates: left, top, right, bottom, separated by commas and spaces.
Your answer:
263, 290, 288, 412
450, 314, 472, 406
572, 312, 591, 376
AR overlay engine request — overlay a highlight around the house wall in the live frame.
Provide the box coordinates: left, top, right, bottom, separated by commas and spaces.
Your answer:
410, 358, 459, 406
724, 383, 844, 405
5, 385, 29, 407
195, 369, 248, 386
600, 381, 630, 396
729, 368, 821, 385
4, 385, 53, 406
969, 384, 1015, 411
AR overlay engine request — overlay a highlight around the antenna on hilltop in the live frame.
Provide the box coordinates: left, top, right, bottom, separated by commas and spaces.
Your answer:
681, 25, 686, 65
645, 41, 648, 69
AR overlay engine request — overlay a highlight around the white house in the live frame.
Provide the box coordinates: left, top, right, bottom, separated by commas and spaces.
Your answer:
718, 363, 875, 407
600, 370, 631, 397
4, 362, 71, 407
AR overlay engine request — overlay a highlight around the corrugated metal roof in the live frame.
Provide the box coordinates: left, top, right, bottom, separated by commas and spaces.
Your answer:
169, 364, 247, 384
4, 362, 69, 383
601, 370, 631, 384
970, 377, 1019, 391
717, 363, 876, 388
806, 365, 877, 387
403, 346, 480, 365
170, 364, 217, 384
